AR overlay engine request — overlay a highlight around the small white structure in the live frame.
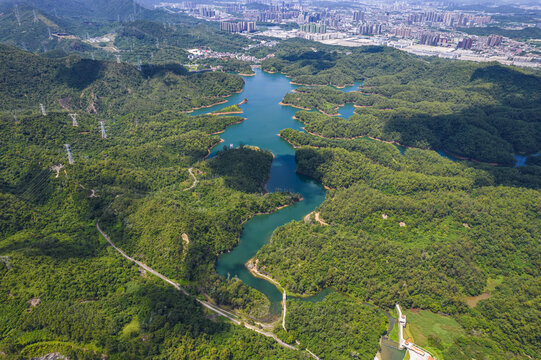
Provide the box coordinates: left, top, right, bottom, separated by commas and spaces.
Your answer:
399, 314, 407, 327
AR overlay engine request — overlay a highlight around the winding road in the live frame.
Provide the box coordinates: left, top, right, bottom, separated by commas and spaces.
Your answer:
96, 223, 302, 353
183, 168, 198, 191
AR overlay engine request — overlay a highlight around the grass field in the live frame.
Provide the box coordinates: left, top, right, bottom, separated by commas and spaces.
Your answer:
404, 309, 465, 359
388, 320, 399, 342
404, 309, 464, 346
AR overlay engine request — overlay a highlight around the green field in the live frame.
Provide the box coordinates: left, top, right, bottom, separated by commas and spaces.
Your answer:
404, 309, 465, 358
388, 319, 399, 342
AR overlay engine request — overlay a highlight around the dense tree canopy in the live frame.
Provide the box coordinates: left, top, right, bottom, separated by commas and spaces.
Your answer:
258, 127, 541, 359
0, 48, 302, 358
266, 40, 541, 164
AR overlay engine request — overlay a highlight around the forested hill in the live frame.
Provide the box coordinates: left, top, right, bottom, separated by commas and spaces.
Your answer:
258, 128, 541, 359
0, 44, 244, 115
458, 26, 541, 40
0, 0, 150, 21
0, 1, 254, 59
265, 40, 541, 165
0, 45, 304, 357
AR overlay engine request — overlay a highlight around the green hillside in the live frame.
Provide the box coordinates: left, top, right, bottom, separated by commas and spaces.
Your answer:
267, 41, 541, 165
256, 126, 541, 359
0, 44, 243, 115
0, 46, 303, 359
0, 1, 255, 64
0, 0, 150, 21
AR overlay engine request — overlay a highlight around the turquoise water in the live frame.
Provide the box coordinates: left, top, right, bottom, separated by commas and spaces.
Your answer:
190, 71, 440, 359
291, 288, 335, 303
514, 152, 539, 167
336, 81, 361, 119
192, 70, 464, 318
332, 81, 363, 93
194, 69, 327, 316
338, 102, 356, 119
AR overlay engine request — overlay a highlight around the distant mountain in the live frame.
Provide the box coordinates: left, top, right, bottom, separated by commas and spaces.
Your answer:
133, 0, 162, 8
0, 44, 243, 115
459, 25, 541, 40
0, 0, 150, 21
0, 3, 100, 52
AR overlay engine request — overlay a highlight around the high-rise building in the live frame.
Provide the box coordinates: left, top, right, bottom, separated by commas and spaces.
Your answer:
395, 28, 412, 38
353, 10, 364, 22
457, 37, 473, 50
420, 33, 440, 46
220, 21, 256, 33
425, 12, 443, 23
359, 23, 382, 35
300, 22, 326, 34
200, 8, 215, 18
408, 13, 424, 24
487, 34, 503, 47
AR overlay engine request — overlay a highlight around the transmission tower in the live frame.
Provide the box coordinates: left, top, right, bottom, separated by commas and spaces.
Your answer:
137, 56, 142, 71
64, 144, 74, 164
14, 5, 21, 27
91, 52, 95, 60
99, 121, 107, 138
69, 113, 78, 127
33, 9, 38, 23
54, 8, 58, 17
39, 103, 47, 116
48, 27, 52, 39
115, 55, 121, 64
21, 42, 28, 51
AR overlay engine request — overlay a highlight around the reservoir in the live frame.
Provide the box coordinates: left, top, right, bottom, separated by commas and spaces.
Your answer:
194, 69, 405, 359
194, 69, 327, 315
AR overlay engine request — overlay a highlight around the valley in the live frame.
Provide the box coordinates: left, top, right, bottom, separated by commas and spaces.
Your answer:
0, 1, 540, 359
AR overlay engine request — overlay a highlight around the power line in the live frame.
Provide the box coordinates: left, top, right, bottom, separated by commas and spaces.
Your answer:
99, 121, 107, 138
69, 113, 78, 127
64, 144, 74, 164
14, 5, 21, 27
